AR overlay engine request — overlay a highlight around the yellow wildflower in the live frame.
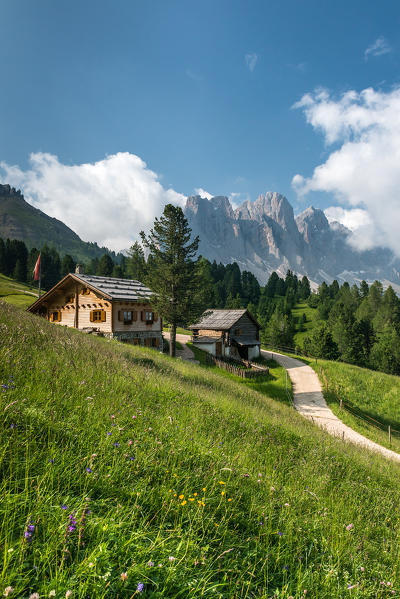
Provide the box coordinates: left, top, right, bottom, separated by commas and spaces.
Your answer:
202, 502, 205, 507
202, 487, 206, 492
214, 523, 219, 527
193, 493, 198, 497
179, 494, 184, 500
228, 498, 232, 502
181, 500, 187, 506
219, 481, 226, 485
221, 491, 225, 496
189, 497, 195, 502
197, 500, 202, 506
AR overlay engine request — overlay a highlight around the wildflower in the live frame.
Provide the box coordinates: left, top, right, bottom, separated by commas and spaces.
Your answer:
228, 498, 232, 502
346, 523, 354, 531
61, 504, 68, 510
221, 491, 225, 496
65, 592, 72, 598
360, 567, 365, 572
49, 458, 54, 463
3, 588, 14, 597
284, 503, 290, 507
277, 531, 283, 536
86, 467, 92, 473
257, 479, 261, 483
49, 592, 56, 598
189, 498, 194, 502
120, 572, 128, 582
193, 492, 197, 496
147, 561, 154, 567
132, 415, 137, 419
111, 414, 115, 419
113, 442, 119, 448
29, 594, 40, 599
107, 432, 112, 436
270, 486, 276, 491
128, 440, 133, 446
137, 583, 144, 593
179, 494, 184, 500
168, 556, 175, 562
68, 515, 77, 533
283, 565, 289, 571
202, 487, 206, 491
243, 473, 250, 478
347, 584, 357, 589
219, 481, 225, 485
181, 500, 187, 506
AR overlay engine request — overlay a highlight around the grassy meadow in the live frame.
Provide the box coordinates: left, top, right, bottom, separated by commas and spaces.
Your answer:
312, 359, 400, 453
291, 303, 317, 347
2, 302, 400, 598
0, 273, 39, 309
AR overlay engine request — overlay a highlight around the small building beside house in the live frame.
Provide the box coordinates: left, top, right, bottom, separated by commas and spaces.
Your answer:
27, 266, 163, 349
189, 309, 261, 360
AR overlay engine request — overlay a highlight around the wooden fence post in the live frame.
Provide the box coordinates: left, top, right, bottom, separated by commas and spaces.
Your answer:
389, 425, 391, 446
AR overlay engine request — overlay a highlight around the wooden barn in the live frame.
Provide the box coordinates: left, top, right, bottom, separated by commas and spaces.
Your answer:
27, 266, 163, 349
189, 309, 261, 360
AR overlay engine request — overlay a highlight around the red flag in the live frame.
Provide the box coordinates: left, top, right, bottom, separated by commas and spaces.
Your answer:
33, 254, 41, 281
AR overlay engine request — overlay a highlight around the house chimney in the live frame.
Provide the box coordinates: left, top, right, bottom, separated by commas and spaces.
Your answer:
75, 264, 84, 274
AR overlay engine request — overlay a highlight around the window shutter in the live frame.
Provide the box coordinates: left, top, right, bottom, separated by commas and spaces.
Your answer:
118, 310, 122, 321
141, 310, 145, 321
58, 311, 62, 322
101, 310, 106, 322
90, 311, 94, 323
153, 313, 158, 322
133, 311, 137, 321
155, 338, 160, 347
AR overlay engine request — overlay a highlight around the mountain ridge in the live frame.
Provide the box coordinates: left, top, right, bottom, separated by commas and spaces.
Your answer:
185, 191, 400, 289
0, 184, 119, 263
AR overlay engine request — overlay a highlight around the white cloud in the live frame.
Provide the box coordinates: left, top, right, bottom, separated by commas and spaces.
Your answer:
292, 86, 400, 255
365, 36, 391, 60
229, 192, 250, 209
245, 53, 258, 72
324, 206, 372, 231
194, 188, 213, 200
0, 152, 186, 252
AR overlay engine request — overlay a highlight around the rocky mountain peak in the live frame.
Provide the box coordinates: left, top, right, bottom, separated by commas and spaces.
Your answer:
296, 206, 330, 243
235, 191, 295, 230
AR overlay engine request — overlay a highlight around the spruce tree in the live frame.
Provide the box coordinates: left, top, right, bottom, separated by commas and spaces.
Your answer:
140, 204, 202, 357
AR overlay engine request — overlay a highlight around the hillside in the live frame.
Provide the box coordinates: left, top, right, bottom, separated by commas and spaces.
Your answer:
1, 302, 400, 598
0, 272, 39, 309
0, 184, 118, 263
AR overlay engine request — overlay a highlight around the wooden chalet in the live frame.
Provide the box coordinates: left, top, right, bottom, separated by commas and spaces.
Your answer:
189, 309, 261, 360
27, 266, 163, 349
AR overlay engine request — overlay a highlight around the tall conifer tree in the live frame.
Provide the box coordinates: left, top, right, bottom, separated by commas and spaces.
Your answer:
140, 204, 201, 357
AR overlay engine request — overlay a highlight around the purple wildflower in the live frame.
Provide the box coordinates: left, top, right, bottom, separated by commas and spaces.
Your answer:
49, 458, 54, 463
68, 515, 77, 533
113, 442, 119, 448
107, 432, 112, 436
86, 467, 92, 473
137, 582, 144, 592
277, 531, 283, 536
61, 504, 68, 510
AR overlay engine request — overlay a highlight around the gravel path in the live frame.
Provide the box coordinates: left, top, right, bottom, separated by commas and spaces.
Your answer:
262, 350, 400, 463
163, 333, 198, 363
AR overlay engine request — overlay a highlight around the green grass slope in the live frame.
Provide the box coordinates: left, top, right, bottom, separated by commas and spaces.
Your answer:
312, 359, 400, 453
1, 302, 400, 598
0, 273, 39, 309
291, 302, 318, 347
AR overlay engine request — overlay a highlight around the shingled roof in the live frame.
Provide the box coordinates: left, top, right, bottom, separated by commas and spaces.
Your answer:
189, 309, 260, 331
73, 274, 152, 301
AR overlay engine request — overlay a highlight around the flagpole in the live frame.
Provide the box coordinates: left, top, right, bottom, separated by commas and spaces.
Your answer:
38, 252, 42, 298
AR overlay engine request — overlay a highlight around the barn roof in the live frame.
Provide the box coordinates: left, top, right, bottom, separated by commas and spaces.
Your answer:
189, 309, 260, 331
74, 274, 152, 301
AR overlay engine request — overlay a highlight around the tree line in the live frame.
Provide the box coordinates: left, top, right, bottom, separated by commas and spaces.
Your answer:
3, 232, 400, 375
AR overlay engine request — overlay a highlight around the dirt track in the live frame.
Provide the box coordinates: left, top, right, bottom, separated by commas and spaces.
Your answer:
262, 350, 400, 463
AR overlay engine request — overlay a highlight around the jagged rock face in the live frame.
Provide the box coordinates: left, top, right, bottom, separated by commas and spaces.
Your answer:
184, 192, 400, 288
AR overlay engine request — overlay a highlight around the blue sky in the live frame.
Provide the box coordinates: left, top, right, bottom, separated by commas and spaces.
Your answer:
1, 0, 400, 251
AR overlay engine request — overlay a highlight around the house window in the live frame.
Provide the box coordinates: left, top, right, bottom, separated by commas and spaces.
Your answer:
66, 295, 74, 304
81, 287, 90, 295
145, 311, 153, 323
123, 311, 132, 324
118, 310, 137, 324
151, 337, 159, 348
90, 309, 106, 323
50, 311, 61, 322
